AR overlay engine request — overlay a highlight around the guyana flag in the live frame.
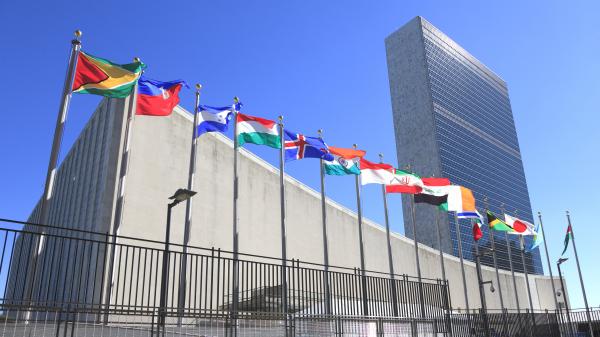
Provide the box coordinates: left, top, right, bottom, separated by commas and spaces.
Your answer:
486, 211, 514, 232
72, 52, 145, 98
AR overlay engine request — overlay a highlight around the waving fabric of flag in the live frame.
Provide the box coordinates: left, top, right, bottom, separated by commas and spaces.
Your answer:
324, 146, 365, 175
196, 105, 234, 138
136, 77, 188, 116
72, 51, 145, 98
284, 130, 334, 161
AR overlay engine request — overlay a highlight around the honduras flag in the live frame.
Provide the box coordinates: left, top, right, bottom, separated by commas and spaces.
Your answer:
284, 129, 334, 162
196, 103, 240, 138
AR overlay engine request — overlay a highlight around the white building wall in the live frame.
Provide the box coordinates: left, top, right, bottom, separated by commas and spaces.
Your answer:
115, 105, 564, 311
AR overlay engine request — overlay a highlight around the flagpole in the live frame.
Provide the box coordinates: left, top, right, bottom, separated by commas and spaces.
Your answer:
454, 213, 470, 314
318, 130, 332, 315
38, 30, 82, 227
430, 172, 447, 285
353, 144, 369, 317
537, 212, 559, 311
407, 172, 425, 317
231, 97, 240, 335
25, 29, 82, 316
500, 203, 520, 312
483, 198, 505, 312
104, 58, 142, 319
178, 84, 202, 318
515, 210, 535, 314
566, 211, 594, 337
379, 154, 398, 317
279, 116, 289, 330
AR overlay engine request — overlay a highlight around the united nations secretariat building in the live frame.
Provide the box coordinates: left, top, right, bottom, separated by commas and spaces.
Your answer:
2, 16, 572, 337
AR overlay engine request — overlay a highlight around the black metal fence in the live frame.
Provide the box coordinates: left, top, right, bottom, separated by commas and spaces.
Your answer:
3, 218, 600, 337
0, 218, 449, 318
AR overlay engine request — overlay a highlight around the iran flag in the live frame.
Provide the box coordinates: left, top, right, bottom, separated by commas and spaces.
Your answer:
504, 214, 537, 235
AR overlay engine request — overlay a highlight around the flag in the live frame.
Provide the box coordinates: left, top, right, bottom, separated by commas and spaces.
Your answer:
72, 51, 145, 98
527, 222, 543, 252
457, 210, 485, 241
324, 147, 365, 175
561, 225, 573, 256
284, 130, 334, 161
385, 170, 424, 194
359, 159, 395, 185
136, 77, 187, 116
236, 113, 281, 149
486, 211, 514, 232
196, 105, 234, 137
447, 186, 476, 213
504, 214, 537, 235
414, 177, 451, 207
473, 221, 483, 241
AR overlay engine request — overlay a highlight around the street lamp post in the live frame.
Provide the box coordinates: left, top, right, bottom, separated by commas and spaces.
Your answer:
557, 258, 575, 337
158, 188, 197, 334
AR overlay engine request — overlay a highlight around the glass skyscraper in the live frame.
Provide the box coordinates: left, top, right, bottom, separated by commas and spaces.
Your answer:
385, 17, 542, 274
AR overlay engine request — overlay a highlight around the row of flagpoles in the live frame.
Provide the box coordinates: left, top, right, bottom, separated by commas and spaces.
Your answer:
33, 31, 593, 333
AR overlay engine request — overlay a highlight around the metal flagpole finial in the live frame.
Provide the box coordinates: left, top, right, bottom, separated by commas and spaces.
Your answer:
195, 83, 202, 91
566, 210, 570, 216
353, 143, 357, 149
318, 129, 323, 137
378, 153, 383, 163
233, 96, 240, 104
72, 30, 82, 44
484, 196, 488, 202
133, 57, 141, 63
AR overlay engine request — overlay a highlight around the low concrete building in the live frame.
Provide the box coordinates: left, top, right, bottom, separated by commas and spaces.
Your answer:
10, 97, 564, 313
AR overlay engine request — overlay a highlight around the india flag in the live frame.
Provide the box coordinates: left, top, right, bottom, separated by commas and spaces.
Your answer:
236, 113, 281, 149
324, 146, 366, 175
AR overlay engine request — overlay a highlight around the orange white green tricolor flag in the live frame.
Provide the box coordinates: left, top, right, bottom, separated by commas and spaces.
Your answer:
72, 52, 145, 98
324, 147, 366, 176
446, 186, 476, 212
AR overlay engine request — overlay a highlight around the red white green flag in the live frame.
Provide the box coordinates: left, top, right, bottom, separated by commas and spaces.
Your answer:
561, 225, 573, 256
236, 113, 281, 149
385, 169, 424, 194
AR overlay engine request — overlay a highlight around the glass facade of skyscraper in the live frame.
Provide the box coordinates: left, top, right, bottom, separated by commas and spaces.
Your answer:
420, 23, 543, 274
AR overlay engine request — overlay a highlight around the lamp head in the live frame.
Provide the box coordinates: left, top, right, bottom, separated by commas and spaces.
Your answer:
169, 188, 197, 202
558, 257, 569, 265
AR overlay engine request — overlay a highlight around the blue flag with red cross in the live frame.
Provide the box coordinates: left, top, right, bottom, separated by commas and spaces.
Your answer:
284, 130, 334, 162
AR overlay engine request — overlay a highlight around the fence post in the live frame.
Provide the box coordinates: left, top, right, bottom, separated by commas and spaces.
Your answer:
376, 317, 383, 337
411, 318, 418, 337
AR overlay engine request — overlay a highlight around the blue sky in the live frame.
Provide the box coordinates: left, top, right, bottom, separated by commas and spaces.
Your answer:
0, 1, 598, 309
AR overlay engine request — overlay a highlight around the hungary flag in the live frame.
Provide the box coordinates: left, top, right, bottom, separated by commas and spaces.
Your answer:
236, 113, 281, 149
72, 52, 145, 98
561, 225, 573, 256
324, 146, 365, 175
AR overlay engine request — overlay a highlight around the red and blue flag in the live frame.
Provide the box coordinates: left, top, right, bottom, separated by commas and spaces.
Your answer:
284, 130, 334, 161
136, 76, 188, 116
